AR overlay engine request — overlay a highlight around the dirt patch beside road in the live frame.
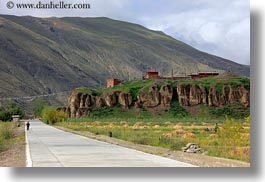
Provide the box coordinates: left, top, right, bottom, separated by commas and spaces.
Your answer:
0, 124, 26, 167
55, 126, 250, 167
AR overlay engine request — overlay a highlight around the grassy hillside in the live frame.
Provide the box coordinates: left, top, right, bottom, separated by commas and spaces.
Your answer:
77, 72, 250, 96
0, 15, 249, 101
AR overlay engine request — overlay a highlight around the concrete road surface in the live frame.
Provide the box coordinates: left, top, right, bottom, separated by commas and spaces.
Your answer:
26, 120, 196, 167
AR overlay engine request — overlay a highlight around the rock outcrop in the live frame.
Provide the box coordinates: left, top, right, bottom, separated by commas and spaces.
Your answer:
200, 85, 208, 104
68, 91, 82, 117
160, 84, 173, 107
177, 83, 190, 106
104, 91, 119, 107
64, 82, 250, 118
240, 85, 250, 107
118, 92, 133, 109
95, 96, 104, 108
138, 85, 161, 108
176, 84, 250, 108
189, 85, 203, 106
66, 90, 134, 117
208, 86, 221, 107
208, 85, 250, 107
182, 143, 203, 154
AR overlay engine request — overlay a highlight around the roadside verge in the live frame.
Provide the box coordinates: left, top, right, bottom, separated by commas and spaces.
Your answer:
55, 126, 250, 167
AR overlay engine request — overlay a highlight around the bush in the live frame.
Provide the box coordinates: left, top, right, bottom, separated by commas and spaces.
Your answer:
0, 123, 15, 139
167, 101, 190, 118
210, 103, 249, 119
0, 103, 25, 121
56, 110, 68, 123
89, 107, 113, 118
41, 107, 67, 124
130, 87, 141, 101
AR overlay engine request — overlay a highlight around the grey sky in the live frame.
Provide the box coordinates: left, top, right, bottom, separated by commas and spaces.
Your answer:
0, 0, 250, 65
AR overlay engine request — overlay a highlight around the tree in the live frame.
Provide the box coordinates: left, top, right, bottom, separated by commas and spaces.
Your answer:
30, 98, 47, 116
41, 107, 67, 125
0, 102, 25, 121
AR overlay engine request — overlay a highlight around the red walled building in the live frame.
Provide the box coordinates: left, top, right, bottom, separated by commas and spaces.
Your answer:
143, 72, 160, 80
106, 78, 122, 88
188, 72, 219, 79
161, 76, 190, 80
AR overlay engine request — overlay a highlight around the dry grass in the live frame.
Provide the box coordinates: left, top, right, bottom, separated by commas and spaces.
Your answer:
0, 122, 26, 167
57, 118, 250, 162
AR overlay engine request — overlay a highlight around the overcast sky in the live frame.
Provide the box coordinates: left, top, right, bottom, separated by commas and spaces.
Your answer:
0, 0, 250, 65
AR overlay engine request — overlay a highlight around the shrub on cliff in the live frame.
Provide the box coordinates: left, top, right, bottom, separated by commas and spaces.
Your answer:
210, 103, 249, 119
167, 101, 190, 118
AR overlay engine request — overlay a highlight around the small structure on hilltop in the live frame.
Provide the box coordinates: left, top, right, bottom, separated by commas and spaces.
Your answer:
106, 78, 122, 88
161, 76, 190, 80
143, 71, 190, 80
143, 71, 160, 80
188, 72, 219, 79
107, 71, 219, 86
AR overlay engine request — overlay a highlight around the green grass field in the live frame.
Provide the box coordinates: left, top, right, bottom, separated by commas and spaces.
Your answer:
56, 117, 250, 162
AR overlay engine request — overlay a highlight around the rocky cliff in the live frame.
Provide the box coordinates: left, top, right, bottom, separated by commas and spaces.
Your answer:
60, 82, 250, 118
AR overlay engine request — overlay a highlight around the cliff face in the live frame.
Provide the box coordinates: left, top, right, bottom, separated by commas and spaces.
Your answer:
177, 83, 250, 108
61, 83, 250, 118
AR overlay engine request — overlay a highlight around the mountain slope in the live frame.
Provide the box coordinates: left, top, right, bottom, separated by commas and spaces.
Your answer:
0, 15, 249, 98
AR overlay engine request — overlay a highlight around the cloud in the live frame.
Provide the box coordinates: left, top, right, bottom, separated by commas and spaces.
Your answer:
0, 0, 250, 65
130, 0, 250, 65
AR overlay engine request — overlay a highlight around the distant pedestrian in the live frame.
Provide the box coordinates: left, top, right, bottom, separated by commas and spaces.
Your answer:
26, 121, 30, 131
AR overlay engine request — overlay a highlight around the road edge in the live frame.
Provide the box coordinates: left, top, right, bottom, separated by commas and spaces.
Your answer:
25, 122, 33, 167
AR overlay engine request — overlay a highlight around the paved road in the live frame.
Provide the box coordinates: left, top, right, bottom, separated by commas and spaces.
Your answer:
26, 120, 196, 167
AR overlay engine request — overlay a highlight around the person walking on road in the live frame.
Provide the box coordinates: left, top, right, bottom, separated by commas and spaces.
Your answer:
26, 121, 30, 131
